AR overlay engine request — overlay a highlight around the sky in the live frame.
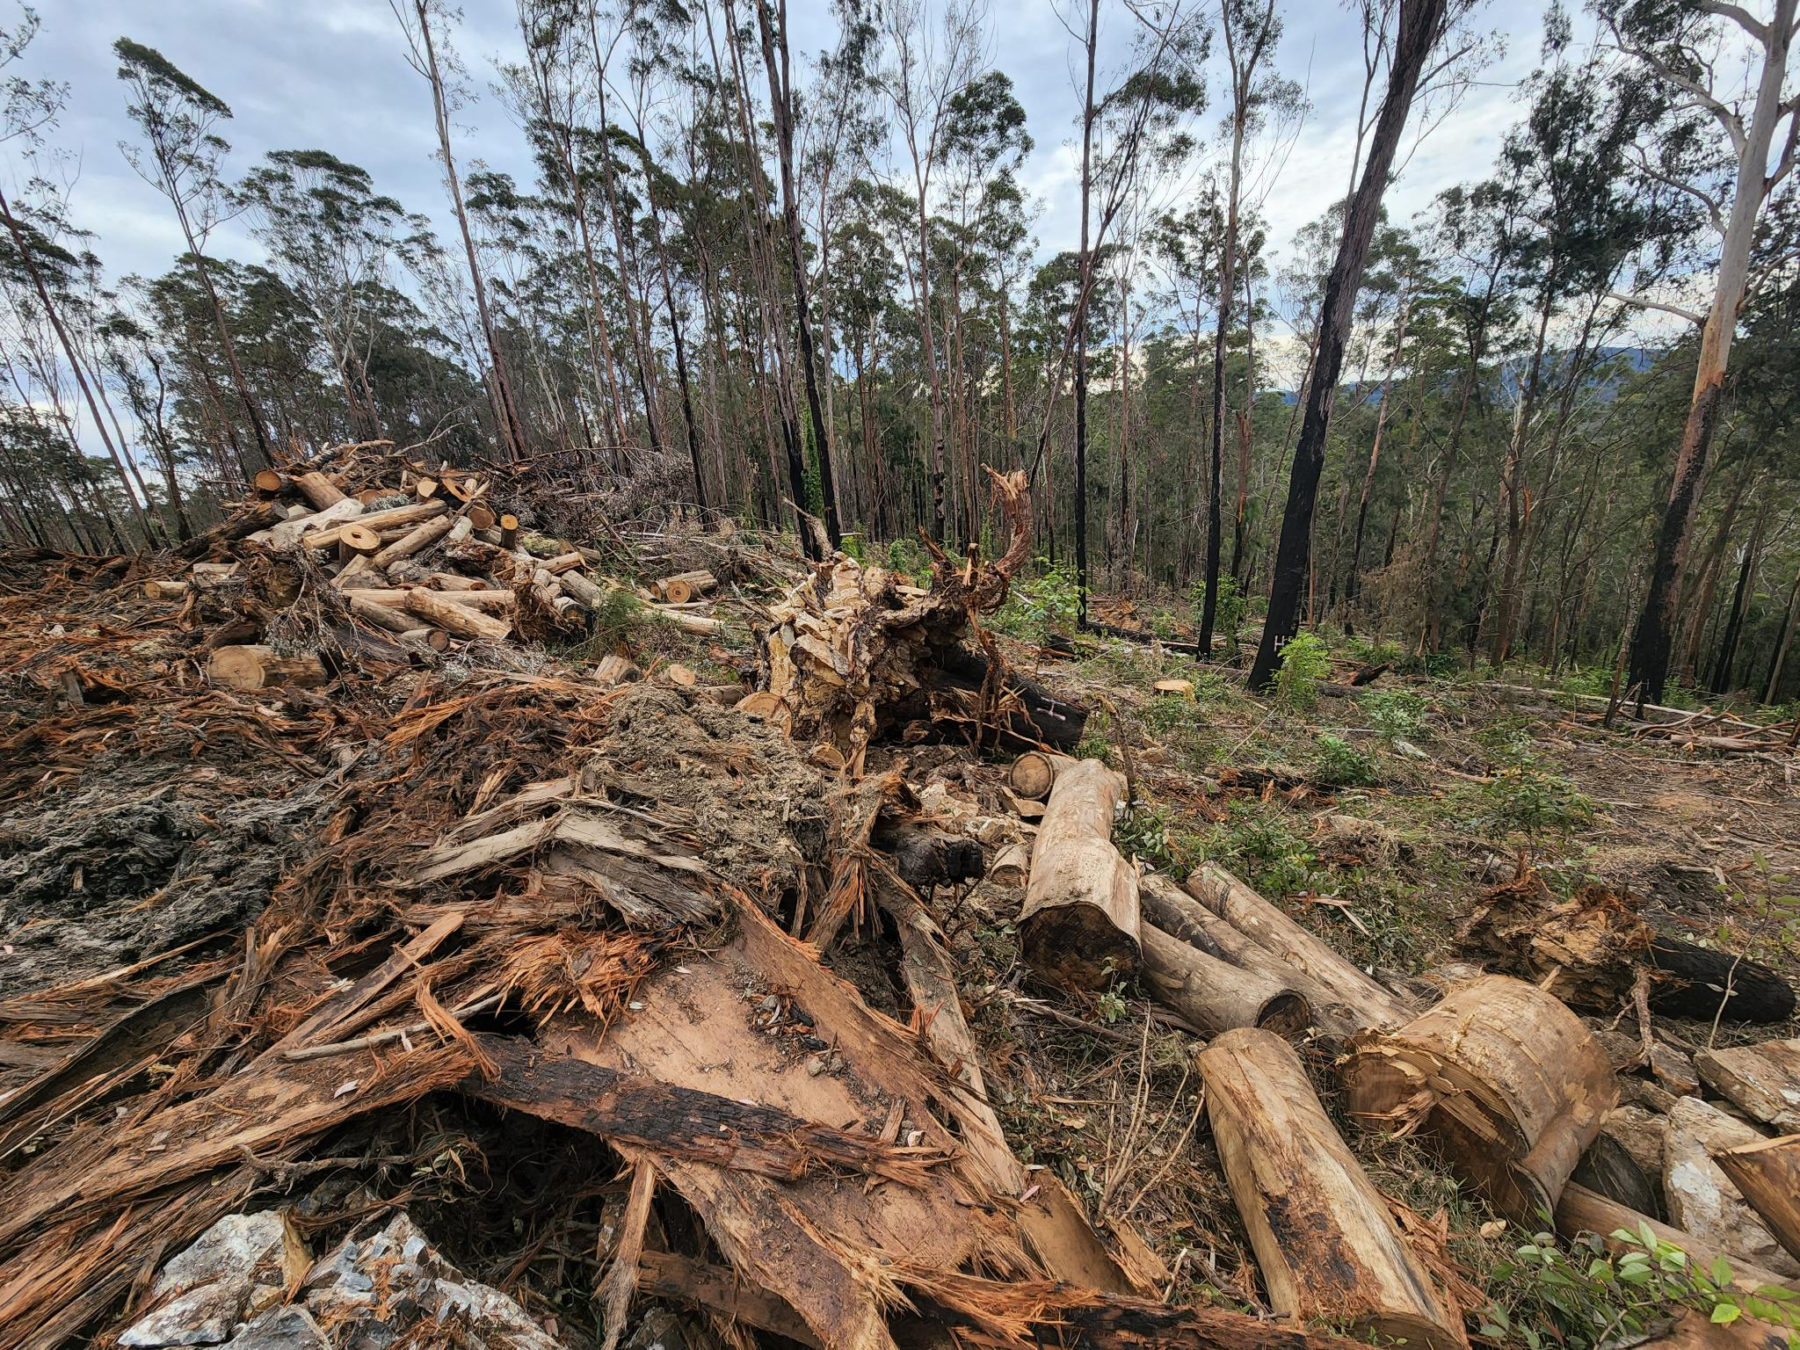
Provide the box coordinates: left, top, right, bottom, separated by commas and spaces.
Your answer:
19, 0, 1577, 352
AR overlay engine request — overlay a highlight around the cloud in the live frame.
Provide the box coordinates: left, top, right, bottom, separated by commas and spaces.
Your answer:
23, 0, 1563, 317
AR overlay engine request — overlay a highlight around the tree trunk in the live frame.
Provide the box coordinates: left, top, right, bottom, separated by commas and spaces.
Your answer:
414, 0, 526, 463
1073, 0, 1099, 623
1247, 0, 1447, 690
1140, 925, 1312, 1036
1198, 1029, 1468, 1349
755, 0, 841, 547
1625, 0, 1796, 702
1677, 468, 1749, 683
1709, 492, 1770, 694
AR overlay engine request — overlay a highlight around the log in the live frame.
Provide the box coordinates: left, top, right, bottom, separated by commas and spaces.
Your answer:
531, 568, 583, 620
429, 572, 487, 591
559, 569, 606, 611
1142, 873, 1356, 1038
348, 593, 422, 636
1019, 759, 1140, 990
1009, 751, 1075, 801
1197, 1028, 1468, 1350
268, 497, 362, 549
1624, 1310, 1794, 1349
654, 570, 716, 603
1187, 863, 1410, 1033
1140, 924, 1312, 1037
370, 511, 456, 569
650, 606, 728, 635
206, 645, 329, 693
415, 476, 439, 500
337, 523, 381, 556
1555, 1183, 1795, 1294
499, 513, 519, 548
1341, 975, 1616, 1224
252, 468, 285, 494
405, 587, 511, 641
143, 579, 191, 600
593, 653, 640, 686
467, 503, 496, 532
542, 551, 584, 574
293, 470, 346, 509
1664, 1096, 1799, 1278
301, 499, 447, 547
1649, 938, 1795, 1024
1715, 1134, 1800, 1265
338, 588, 515, 611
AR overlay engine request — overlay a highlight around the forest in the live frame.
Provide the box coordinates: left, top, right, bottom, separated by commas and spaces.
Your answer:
0, 0, 1796, 703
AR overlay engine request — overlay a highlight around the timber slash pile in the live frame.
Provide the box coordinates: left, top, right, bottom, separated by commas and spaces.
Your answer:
2, 449, 1800, 1350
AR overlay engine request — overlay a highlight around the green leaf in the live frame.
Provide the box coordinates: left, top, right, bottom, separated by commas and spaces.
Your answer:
1712, 1256, 1735, 1286
1712, 1304, 1742, 1325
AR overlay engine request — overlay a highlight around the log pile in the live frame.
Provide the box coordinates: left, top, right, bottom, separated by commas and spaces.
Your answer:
143, 451, 725, 681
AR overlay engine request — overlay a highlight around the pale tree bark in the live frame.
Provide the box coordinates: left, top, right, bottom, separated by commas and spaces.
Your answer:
398, 0, 528, 464
1624, 0, 1798, 701
755, 0, 842, 547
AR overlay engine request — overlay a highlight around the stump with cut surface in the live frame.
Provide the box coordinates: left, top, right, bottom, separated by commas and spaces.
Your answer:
1340, 974, 1615, 1224
1019, 758, 1139, 990
1198, 1028, 1468, 1350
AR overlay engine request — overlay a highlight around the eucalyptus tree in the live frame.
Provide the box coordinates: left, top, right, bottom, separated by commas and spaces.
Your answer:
1611, 0, 1800, 700
391, 0, 529, 462
237, 150, 434, 443
114, 37, 271, 471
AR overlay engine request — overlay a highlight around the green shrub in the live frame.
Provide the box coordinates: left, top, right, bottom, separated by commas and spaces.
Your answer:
1273, 632, 1333, 710
992, 558, 1082, 643
1483, 1226, 1800, 1349
1479, 759, 1594, 834
1312, 733, 1379, 787
1347, 635, 1403, 669
1364, 689, 1428, 741
885, 536, 930, 583
1189, 575, 1247, 638
1201, 803, 1323, 899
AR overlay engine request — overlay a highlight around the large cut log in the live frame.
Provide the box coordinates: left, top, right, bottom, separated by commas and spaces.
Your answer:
1342, 975, 1615, 1223
1142, 873, 1350, 1038
1694, 1040, 1800, 1132
1715, 1134, 1800, 1265
206, 645, 328, 692
1140, 924, 1312, 1037
348, 593, 424, 636
653, 570, 716, 603
343, 587, 515, 611
1555, 1182, 1795, 1294
371, 511, 457, 569
1197, 1029, 1468, 1350
1187, 863, 1410, 1033
1019, 759, 1139, 990
301, 500, 447, 550
558, 568, 606, 611
268, 497, 362, 549
405, 587, 511, 641
293, 470, 346, 509
1009, 750, 1075, 800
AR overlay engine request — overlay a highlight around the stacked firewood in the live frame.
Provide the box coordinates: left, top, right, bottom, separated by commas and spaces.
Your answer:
144, 456, 725, 691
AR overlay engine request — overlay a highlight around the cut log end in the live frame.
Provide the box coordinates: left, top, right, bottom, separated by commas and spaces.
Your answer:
252, 468, 285, 494
206, 645, 328, 693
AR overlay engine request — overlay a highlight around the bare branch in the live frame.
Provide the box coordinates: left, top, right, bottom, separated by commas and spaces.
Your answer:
1608, 291, 1706, 326
1696, 0, 1768, 43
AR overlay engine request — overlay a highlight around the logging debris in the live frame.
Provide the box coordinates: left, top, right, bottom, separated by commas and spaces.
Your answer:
6, 466, 1800, 1350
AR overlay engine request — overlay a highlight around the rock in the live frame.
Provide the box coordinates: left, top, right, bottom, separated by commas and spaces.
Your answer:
224, 1307, 327, 1350
1663, 1097, 1800, 1278
122, 1211, 563, 1350
119, 1212, 298, 1348
623, 1309, 691, 1350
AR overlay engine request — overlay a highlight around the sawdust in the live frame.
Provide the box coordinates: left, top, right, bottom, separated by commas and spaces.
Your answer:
594, 684, 832, 897
0, 757, 335, 998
